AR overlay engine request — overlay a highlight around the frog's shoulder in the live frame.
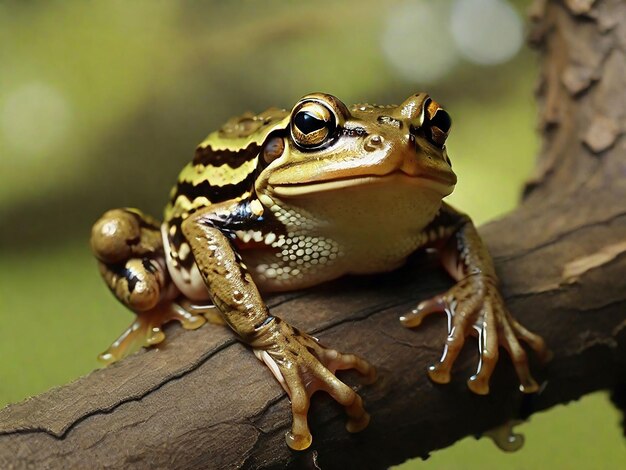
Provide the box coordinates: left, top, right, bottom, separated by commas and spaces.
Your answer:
164, 107, 290, 223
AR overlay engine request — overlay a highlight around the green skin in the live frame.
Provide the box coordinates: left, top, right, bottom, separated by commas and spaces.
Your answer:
90, 93, 550, 451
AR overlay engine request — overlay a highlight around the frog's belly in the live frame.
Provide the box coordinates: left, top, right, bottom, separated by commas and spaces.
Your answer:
167, 231, 426, 298
165, 226, 430, 297
162, 230, 350, 299
241, 229, 426, 293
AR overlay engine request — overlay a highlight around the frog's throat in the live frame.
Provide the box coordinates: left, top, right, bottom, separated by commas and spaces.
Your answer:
269, 172, 455, 198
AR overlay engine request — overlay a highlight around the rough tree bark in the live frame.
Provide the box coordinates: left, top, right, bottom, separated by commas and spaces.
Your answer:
1, 0, 625, 468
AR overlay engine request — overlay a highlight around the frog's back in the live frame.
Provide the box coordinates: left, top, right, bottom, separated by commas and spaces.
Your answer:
164, 107, 289, 223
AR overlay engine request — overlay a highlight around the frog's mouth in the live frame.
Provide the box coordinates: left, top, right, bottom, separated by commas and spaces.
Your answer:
270, 171, 455, 198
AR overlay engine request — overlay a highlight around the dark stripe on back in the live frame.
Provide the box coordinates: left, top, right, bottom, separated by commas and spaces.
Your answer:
193, 142, 260, 169
173, 170, 256, 205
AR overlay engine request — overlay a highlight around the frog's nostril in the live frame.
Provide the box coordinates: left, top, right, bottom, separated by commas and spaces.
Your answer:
364, 134, 384, 151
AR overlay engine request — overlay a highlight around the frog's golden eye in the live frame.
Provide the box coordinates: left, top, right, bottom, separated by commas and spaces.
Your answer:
290, 101, 337, 149
422, 98, 452, 148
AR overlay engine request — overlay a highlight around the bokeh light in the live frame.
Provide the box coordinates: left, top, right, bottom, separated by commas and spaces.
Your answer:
451, 0, 523, 65
381, 1, 459, 84
381, 0, 523, 83
1, 82, 72, 159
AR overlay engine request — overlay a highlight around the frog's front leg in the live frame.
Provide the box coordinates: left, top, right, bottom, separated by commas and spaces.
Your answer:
401, 203, 550, 394
181, 202, 376, 450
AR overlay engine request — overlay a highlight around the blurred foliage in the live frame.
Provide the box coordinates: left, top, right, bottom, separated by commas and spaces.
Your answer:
0, 1, 624, 468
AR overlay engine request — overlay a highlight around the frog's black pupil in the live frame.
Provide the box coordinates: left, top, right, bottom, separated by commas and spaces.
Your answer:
295, 111, 326, 135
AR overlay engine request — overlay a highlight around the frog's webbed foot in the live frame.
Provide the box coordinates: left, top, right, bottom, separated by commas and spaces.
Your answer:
98, 301, 207, 365
252, 318, 376, 450
400, 274, 550, 394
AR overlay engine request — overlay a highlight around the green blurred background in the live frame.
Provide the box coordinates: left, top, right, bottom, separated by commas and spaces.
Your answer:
0, 1, 623, 468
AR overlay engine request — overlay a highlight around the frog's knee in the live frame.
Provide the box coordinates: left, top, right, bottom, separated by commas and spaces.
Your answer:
92, 208, 169, 312
91, 208, 161, 263
91, 209, 143, 263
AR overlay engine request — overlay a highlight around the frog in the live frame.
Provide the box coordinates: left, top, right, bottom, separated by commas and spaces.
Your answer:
90, 92, 550, 450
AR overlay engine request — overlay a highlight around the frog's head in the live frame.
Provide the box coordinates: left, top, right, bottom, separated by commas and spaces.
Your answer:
256, 92, 456, 202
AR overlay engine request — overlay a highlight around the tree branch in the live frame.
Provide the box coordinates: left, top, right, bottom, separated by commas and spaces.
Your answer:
1, 0, 625, 468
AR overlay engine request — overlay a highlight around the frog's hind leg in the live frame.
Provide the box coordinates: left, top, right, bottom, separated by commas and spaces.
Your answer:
91, 208, 206, 365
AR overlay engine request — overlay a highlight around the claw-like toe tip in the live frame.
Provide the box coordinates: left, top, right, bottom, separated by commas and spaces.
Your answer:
146, 329, 166, 346
285, 431, 313, 451
467, 375, 490, 395
180, 315, 206, 330
346, 411, 370, 433
519, 380, 539, 394
97, 352, 115, 365
399, 313, 421, 328
427, 364, 451, 384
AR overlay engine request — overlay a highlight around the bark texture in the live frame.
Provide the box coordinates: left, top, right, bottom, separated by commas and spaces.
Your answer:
1, 0, 625, 468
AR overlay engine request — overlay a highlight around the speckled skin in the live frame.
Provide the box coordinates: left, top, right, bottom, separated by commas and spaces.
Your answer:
90, 93, 549, 450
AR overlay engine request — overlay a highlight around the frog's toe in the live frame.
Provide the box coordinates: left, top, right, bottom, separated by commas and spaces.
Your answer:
281, 357, 370, 450
399, 295, 447, 328
430, 295, 488, 389
98, 301, 207, 365
178, 300, 226, 326
509, 317, 552, 363
282, 356, 371, 450
317, 346, 377, 385
287, 345, 372, 448
283, 369, 314, 451
404, 289, 481, 386
427, 321, 468, 385
168, 303, 207, 330
255, 323, 374, 450
98, 313, 163, 365
285, 428, 313, 452
466, 303, 500, 395
466, 294, 544, 394
306, 350, 372, 432
500, 317, 541, 394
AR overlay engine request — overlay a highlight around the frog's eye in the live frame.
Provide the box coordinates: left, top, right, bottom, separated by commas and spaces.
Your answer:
422, 99, 452, 148
290, 101, 337, 149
